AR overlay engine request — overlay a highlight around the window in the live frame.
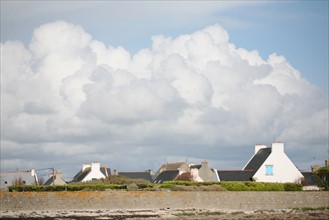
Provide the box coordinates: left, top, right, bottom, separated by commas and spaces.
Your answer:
265, 165, 273, 175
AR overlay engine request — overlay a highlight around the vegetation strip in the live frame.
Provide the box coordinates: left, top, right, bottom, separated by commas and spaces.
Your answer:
8, 179, 303, 192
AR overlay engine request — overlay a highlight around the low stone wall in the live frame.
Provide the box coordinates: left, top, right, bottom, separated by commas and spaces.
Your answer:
1, 191, 328, 212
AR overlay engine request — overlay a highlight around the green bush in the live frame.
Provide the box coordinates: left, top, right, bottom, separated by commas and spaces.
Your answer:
8, 184, 128, 192
315, 166, 329, 190
284, 183, 302, 191
159, 181, 300, 191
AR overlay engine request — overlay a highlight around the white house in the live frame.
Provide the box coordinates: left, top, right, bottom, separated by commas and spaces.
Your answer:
71, 162, 111, 182
243, 142, 304, 183
0, 169, 38, 186
43, 170, 67, 186
190, 161, 218, 182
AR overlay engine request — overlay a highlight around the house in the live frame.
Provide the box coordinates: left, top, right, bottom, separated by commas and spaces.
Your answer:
153, 170, 180, 183
241, 142, 304, 183
43, 170, 67, 186
217, 170, 253, 181
114, 170, 153, 182
71, 162, 111, 182
215, 142, 304, 183
190, 160, 218, 182
301, 171, 319, 190
0, 169, 38, 186
152, 162, 190, 181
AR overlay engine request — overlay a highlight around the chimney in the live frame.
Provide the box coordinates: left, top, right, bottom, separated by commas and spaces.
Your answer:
30, 168, 35, 177
201, 160, 209, 168
55, 170, 62, 179
255, 144, 267, 154
147, 169, 152, 175
311, 165, 321, 172
91, 162, 100, 172
271, 142, 284, 154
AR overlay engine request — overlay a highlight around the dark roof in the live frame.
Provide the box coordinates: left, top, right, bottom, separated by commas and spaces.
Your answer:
100, 167, 111, 177
244, 148, 271, 175
190, 165, 202, 169
118, 172, 152, 182
71, 168, 91, 182
153, 170, 179, 184
217, 170, 254, 181
43, 176, 55, 186
301, 172, 317, 186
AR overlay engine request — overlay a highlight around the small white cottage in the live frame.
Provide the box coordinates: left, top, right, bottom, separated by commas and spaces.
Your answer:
243, 142, 304, 183
71, 162, 111, 182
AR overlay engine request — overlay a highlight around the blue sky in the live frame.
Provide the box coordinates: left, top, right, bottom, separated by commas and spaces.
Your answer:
1, 1, 328, 179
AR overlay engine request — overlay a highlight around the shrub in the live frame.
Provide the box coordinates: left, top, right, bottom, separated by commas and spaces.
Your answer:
199, 185, 227, 191
315, 166, 329, 190
171, 185, 199, 191
284, 183, 302, 191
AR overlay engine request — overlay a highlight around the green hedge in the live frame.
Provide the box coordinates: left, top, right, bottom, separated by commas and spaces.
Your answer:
160, 181, 302, 191
8, 184, 127, 192
8, 181, 302, 192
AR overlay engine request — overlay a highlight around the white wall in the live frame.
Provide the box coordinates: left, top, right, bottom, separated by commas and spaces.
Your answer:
253, 143, 303, 183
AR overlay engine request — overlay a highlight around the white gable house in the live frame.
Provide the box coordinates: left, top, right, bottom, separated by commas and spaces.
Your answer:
243, 142, 304, 183
72, 162, 111, 182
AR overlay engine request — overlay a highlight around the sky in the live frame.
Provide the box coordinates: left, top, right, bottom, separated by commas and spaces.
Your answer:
1, 0, 328, 181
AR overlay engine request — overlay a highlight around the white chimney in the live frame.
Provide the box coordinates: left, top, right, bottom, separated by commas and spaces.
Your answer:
55, 170, 62, 179
255, 144, 267, 154
272, 142, 284, 154
201, 160, 209, 168
91, 162, 100, 172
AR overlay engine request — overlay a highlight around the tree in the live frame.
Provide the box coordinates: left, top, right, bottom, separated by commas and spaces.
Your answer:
315, 166, 329, 190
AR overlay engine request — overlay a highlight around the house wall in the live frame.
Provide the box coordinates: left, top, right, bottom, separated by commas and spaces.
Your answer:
83, 163, 105, 182
253, 143, 303, 183
190, 169, 203, 182
0, 171, 36, 187
198, 161, 217, 182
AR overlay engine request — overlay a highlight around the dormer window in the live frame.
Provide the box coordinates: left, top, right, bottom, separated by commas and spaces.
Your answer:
265, 165, 273, 175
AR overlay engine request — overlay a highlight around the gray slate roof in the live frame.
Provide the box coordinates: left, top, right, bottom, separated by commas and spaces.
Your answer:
301, 172, 317, 186
43, 176, 55, 186
190, 165, 202, 169
244, 148, 271, 175
153, 170, 179, 184
71, 168, 91, 182
217, 170, 253, 181
101, 167, 111, 177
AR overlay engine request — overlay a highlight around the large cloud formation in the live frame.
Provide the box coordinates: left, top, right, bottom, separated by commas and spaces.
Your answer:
1, 21, 327, 178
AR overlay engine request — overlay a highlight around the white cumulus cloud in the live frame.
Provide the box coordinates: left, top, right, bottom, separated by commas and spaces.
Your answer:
1, 21, 327, 177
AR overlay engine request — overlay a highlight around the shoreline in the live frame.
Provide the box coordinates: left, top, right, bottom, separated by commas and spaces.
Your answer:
1, 208, 329, 219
